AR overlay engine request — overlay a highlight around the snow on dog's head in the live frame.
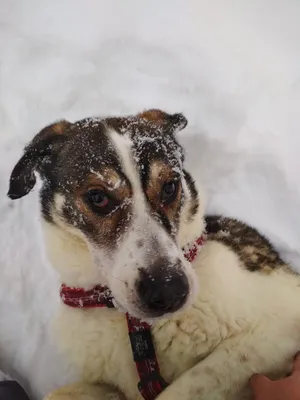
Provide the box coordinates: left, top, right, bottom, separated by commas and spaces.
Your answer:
8, 110, 204, 319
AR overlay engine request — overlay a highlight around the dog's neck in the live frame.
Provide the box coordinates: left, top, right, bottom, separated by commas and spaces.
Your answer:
41, 193, 205, 288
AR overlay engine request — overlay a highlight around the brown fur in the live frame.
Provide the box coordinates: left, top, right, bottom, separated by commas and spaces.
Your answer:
138, 109, 173, 125
81, 170, 132, 198
52, 120, 72, 135
73, 168, 133, 247
146, 160, 182, 226
205, 215, 290, 273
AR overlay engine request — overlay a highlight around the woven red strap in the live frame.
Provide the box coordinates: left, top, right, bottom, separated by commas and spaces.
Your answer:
126, 314, 168, 400
183, 235, 206, 263
60, 284, 114, 308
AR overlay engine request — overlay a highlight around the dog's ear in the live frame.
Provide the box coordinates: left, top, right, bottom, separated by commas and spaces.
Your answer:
7, 120, 72, 200
138, 109, 188, 132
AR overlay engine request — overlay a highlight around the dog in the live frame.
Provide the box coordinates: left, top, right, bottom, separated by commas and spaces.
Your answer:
7, 109, 300, 400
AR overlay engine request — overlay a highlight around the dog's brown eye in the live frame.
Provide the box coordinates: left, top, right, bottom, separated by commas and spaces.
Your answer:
86, 190, 114, 214
161, 181, 178, 204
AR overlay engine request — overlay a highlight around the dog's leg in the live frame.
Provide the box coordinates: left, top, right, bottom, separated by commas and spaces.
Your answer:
156, 332, 294, 400
44, 382, 126, 400
155, 340, 248, 400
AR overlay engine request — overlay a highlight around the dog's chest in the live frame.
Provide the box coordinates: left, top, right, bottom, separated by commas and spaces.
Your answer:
54, 242, 250, 399
55, 303, 223, 400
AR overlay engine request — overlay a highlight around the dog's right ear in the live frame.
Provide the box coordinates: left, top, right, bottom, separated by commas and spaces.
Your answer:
138, 109, 188, 133
7, 120, 72, 200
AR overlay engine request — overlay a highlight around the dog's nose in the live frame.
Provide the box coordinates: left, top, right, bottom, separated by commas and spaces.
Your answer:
137, 267, 189, 314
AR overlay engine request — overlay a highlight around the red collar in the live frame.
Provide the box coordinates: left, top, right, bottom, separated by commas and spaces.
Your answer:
60, 235, 205, 400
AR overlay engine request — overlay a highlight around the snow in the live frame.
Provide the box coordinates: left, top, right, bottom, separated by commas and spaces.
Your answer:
0, 0, 300, 398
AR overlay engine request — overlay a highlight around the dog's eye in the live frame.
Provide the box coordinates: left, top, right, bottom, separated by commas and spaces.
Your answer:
161, 181, 178, 204
86, 190, 114, 214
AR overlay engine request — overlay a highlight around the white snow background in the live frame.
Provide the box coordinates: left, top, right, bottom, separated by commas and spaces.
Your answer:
0, 0, 300, 398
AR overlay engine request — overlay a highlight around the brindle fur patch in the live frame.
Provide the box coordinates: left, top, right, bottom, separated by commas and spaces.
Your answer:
137, 109, 187, 130
183, 170, 199, 221
138, 109, 170, 124
40, 120, 133, 247
72, 170, 133, 247
82, 170, 131, 198
146, 160, 182, 233
205, 215, 292, 273
74, 195, 131, 247
52, 120, 72, 135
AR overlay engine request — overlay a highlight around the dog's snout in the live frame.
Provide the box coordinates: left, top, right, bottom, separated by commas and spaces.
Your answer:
137, 265, 189, 315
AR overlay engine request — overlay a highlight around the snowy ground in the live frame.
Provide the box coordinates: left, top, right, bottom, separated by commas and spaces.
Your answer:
0, 0, 300, 398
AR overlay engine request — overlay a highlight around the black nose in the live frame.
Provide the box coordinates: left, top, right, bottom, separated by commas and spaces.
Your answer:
137, 267, 189, 315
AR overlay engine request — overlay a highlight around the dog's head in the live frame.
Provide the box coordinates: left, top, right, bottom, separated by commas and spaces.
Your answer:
8, 110, 204, 319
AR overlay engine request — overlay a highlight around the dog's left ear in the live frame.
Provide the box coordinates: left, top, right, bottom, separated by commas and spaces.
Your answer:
138, 109, 188, 133
7, 120, 72, 200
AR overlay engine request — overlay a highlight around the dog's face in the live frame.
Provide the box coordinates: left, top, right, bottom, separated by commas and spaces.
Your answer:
8, 110, 202, 319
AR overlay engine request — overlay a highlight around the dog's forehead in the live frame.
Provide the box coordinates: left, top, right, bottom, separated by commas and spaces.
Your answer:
58, 116, 183, 182
106, 115, 184, 170
55, 119, 121, 183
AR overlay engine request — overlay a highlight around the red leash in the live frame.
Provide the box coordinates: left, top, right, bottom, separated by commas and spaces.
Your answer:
60, 235, 205, 400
